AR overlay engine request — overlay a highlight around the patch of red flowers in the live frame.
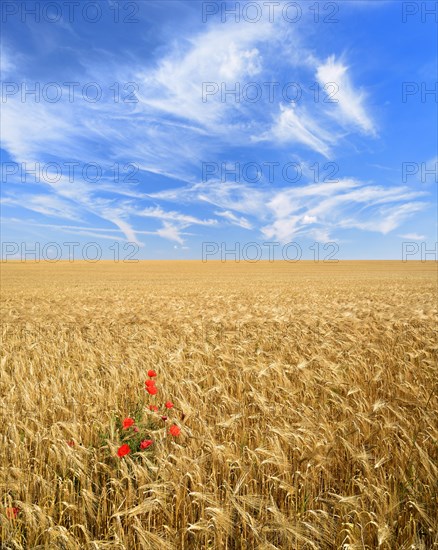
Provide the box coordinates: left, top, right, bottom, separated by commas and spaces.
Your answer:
116, 369, 182, 459
6, 507, 19, 520
169, 424, 181, 437
66, 440, 75, 447
122, 417, 135, 430
117, 444, 131, 458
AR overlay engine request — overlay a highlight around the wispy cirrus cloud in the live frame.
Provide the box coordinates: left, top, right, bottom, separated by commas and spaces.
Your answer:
255, 103, 335, 158
316, 55, 376, 135
151, 178, 428, 243
214, 210, 253, 230
137, 206, 217, 227
135, 19, 272, 130
398, 233, 425, 240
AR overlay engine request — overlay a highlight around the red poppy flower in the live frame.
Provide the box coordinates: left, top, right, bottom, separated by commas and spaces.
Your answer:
145, 379, 156, 387
165, 401, 174, 409
117, 444, 131, 458
140, 439, 153, 450
147, 370, 157, 378
122, 417, 135, 430
161, 416, 168, 421
146, 385, 158, 395
149, 405, 158, 411
169, 424, 181, 436
66, 440, 75, 447
6, 507, 19, 519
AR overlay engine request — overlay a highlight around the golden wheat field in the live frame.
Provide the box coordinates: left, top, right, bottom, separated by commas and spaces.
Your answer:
0, 260, 437, 549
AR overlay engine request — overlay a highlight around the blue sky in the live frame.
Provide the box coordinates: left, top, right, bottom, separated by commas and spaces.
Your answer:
1, 0, 437, 260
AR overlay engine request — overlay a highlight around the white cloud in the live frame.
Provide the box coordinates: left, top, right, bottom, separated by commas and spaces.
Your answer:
153, 178, 428, 243
136, 20, 272, 130
218, 45, 262, 80
156, 221, 185, 244
345, 203, 427, 234
256, 103, 334, 157
152, 181, 266, 218
0, 98, 78, 162
316, 55, 376, 135
214, 210, 253, 229
0, 44, 15, 75
138, 206, 217, 226
106, 217, 141, 245
1, 194, 82, 221
398, 233, 425, 240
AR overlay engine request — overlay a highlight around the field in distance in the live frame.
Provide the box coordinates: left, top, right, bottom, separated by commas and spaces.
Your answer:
1, 261, 437, 549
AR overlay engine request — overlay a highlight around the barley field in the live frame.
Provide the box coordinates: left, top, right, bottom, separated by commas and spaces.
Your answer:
1, 261, 437, 549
